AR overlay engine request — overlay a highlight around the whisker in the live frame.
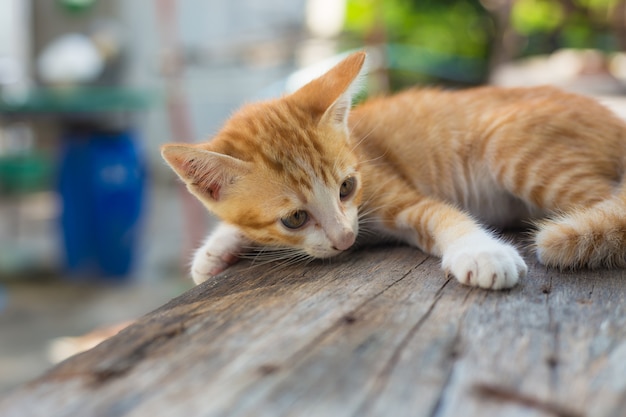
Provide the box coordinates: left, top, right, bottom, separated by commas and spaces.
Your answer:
263, 252, 314, 275
358, 153, 387, 166
238, 245, 313, 270
241, 250, 302, 263
349, 119, 382, 154
358, 200, 396, 218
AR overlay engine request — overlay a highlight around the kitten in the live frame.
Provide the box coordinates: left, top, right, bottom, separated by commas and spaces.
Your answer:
162, 52, 626, 290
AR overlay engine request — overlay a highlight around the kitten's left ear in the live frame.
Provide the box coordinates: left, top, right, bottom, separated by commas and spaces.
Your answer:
291, 51, 366, 130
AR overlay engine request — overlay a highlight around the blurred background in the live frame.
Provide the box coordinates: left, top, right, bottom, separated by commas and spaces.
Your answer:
2, 0, 626, 394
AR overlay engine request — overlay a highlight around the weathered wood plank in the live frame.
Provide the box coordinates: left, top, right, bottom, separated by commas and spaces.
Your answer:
0, 237, 625, 417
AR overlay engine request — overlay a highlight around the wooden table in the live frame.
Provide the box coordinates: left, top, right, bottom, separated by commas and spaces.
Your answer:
1, 237, 625, 417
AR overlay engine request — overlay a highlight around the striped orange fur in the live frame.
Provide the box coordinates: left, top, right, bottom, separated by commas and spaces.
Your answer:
162, 52, 626, 289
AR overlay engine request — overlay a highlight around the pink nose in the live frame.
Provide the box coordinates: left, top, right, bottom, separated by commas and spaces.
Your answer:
332, 230, 356, 251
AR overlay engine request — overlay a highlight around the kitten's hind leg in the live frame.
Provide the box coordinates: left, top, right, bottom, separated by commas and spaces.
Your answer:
191, 222, 252, 285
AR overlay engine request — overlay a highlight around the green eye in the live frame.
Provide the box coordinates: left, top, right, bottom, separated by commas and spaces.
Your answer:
340, 177, 356, 200
281, 210, 309, 229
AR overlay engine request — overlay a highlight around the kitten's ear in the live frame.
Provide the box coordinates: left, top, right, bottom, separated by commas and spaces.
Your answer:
291, 51, 366, 129
161, 144, 249, 201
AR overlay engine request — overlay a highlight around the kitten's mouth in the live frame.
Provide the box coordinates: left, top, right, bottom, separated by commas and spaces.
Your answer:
307, 245, 353, 259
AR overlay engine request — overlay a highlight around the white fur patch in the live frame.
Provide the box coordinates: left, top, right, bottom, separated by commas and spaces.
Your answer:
441, 232, 527, 290
452, 164, 543, 229
300, 175, 360, 258
191, 222, 250, 285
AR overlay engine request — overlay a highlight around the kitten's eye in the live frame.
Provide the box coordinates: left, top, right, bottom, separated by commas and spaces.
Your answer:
281, 210, 309, 229
340, 177, 356, 200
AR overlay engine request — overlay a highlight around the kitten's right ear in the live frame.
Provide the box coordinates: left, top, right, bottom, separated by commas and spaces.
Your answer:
291, 52, 366, 128
161, 144, 249, 201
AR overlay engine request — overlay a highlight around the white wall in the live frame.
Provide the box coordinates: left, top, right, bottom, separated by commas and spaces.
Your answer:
0, 0, 32, 85
117, 0, 308, 171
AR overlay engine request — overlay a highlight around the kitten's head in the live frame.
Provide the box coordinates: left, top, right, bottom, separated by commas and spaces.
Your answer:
161, 52, 366, 258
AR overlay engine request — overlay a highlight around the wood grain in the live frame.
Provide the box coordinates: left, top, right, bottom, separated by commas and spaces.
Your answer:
1, 237, 625, 417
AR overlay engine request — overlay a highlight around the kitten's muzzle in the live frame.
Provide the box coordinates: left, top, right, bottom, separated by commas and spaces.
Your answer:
330, 230, 356, 251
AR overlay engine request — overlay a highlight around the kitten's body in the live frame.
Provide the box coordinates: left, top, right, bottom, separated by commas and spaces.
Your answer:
163, 52, 626, 290
354, 86, 624, 229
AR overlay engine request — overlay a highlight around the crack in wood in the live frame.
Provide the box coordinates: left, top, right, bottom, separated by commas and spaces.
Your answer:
349, 256, 431, 311
221, 257, 434, 413
257, 364, 281, 376
472, 383, 585, 417
279, 257, 431, 369
461, 286, 477, 305
545, 275, 560, 391
576, 284, 596, 305
87, 323, 187, 387
342, 313, 358, 325
219, 257, 434, 414
427, 327, 463, 417
351, 276, 453, 417
425, 291, 473, 417
547, 321, 561, 391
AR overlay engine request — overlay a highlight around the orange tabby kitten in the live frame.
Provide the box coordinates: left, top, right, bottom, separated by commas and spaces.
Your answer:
162, 52, 626, 290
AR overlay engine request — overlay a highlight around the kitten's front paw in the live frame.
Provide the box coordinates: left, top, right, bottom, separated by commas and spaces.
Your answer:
190, 222, 250, 285
191, 250, 238, 285
442, 237, 527, 290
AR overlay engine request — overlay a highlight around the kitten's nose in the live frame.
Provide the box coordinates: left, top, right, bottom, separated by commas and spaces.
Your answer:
332, 230, 356, 251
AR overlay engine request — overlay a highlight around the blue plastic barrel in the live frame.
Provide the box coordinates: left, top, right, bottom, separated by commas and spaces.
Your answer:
58, 129, 146, 281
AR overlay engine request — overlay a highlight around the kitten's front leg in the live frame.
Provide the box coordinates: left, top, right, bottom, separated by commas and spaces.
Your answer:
394, 199, 527, 289
191, 222, 252, 285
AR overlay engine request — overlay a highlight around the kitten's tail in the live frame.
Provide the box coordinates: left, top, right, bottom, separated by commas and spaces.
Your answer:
534, 179, 626, 269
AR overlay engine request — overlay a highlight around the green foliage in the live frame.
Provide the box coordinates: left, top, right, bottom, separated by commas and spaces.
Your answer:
512, 0, 565, 34
345, 0, 494, 60
574, 0, 620, 11
345, 0, 622, 61
510, 0, 620, 53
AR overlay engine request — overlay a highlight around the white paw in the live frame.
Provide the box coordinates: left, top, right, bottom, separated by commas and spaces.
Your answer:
442, 236, 527, 290
191, 250, 236, 285
190, 222, 249, 285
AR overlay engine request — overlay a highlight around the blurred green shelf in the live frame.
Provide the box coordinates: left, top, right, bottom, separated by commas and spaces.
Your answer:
0, 87, 157, 115
0, 153, 53, 193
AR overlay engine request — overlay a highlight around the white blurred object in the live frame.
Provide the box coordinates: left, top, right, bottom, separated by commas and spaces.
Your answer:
47, 320, 133, 364
491, 49, 626, 96
37, 33, 104, 85
0, 0, 31, 87
306, 0, 346, 38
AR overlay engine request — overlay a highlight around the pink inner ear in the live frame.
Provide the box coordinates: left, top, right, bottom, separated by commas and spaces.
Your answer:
163, 145, 248, 203
191, 177, 221, 201
208, 183, 221, 200
196, 167, 223, 201
178, 156, 221, 201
